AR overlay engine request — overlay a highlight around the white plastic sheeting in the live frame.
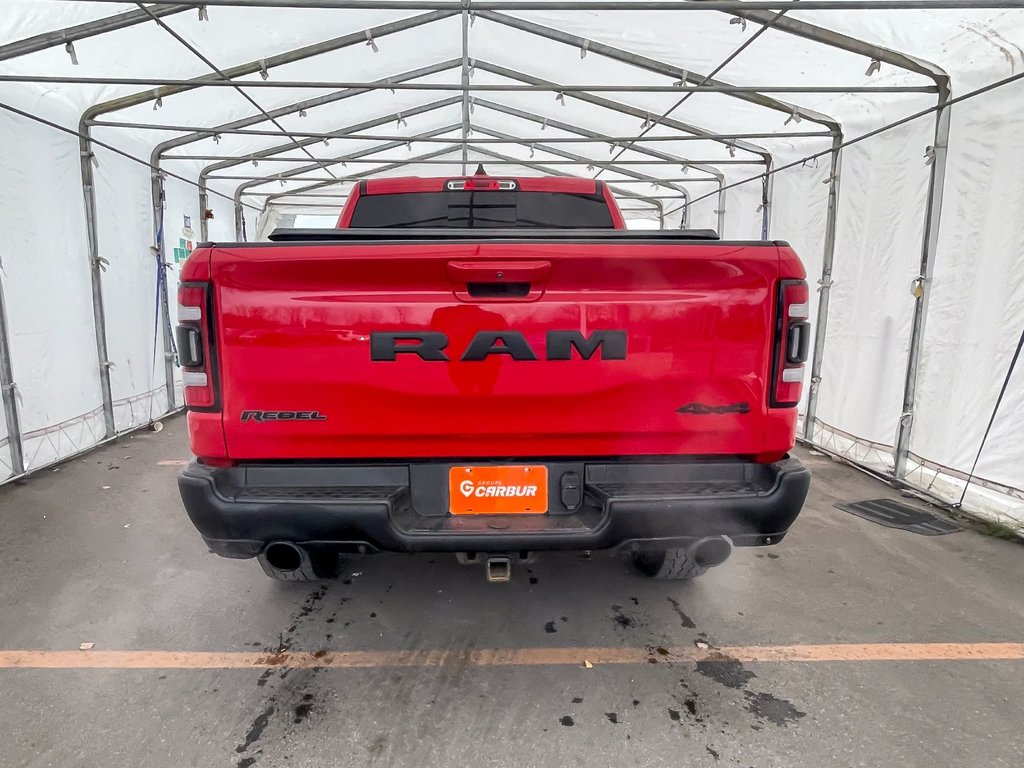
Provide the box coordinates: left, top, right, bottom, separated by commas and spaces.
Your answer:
0, 1, 1023, 530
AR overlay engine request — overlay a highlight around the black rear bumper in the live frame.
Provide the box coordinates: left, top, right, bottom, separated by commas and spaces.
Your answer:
177, 456, 810, 559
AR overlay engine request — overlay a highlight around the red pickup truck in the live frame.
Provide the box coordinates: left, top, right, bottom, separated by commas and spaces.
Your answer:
176, 171, 810, 583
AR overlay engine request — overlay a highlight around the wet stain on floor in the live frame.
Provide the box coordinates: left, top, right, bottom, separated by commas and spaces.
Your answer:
667, 596, 697, 629
743, 691, 807, 727
613, 614, 635, 629
611, 604, 644, 629
293, 694, 314, 724
695, 653, 757, 689
235, 704, 274, 754
237, 585, 338, 765
228, 567, 811, 767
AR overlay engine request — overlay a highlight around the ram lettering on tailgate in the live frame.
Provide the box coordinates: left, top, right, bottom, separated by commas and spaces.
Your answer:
370, 330, 627, 362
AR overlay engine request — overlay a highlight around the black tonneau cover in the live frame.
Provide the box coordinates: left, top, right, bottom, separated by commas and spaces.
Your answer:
266, 227, 723, 243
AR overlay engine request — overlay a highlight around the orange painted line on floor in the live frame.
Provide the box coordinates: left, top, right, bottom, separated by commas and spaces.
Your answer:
157, 460, 190, 466
2, 643, 1024, 670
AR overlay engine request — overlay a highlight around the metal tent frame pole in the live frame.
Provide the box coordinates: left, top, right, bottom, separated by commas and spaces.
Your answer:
0, 73, 935, 93
104, 122, 834, 142
460, 10, 471, 174
78, 137, 117, 439
181, 154, 765, 165
206, 158, 755, 173
0, 275, 25, 477
894, 91, 951, 478
72, 1, 1024, 12
0, 3, 193, 62
243, 177, 713, 191
150, 171, 177, 411
802, 133, 843, 441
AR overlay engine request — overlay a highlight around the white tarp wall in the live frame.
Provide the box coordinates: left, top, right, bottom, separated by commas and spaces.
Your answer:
0, 1, 1022, 530
0, 102, 105, 475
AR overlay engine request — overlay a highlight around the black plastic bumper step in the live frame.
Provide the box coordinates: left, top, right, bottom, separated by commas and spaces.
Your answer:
589, 479, 770, 501
834, 498, 960, 535
235, 485, 404, 502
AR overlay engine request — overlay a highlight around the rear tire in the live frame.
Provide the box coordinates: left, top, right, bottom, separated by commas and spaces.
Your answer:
632, 548, 708, 580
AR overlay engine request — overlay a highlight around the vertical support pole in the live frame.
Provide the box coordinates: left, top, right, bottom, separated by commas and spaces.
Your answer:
234, 196, 246, 241
803, 131, 843, 442
760, 162, 773, 240
79, 130, 116, 439
0, 272, 25, 476
150, 169, 177, 411
716, 181, 726, 238
198, 181, 210, 241
894, 79, 951, 479
679, 191, 690, 229
460, 9, 471, 175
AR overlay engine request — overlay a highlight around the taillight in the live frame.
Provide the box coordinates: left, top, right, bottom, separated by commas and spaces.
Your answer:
176, 282, 218, 410
770, 279, 810, 407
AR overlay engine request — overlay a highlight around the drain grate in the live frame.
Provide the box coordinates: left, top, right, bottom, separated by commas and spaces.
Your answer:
834, 498, 961, 535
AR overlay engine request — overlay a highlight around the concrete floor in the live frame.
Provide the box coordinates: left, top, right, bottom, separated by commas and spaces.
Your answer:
1, 415, 1022, 768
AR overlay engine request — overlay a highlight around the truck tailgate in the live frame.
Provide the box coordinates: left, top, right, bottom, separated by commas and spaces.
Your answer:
209, 240, 791, 460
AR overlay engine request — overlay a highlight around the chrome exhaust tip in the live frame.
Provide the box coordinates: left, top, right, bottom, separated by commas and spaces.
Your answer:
691, 536, 733, 569
259, 541, 317, 581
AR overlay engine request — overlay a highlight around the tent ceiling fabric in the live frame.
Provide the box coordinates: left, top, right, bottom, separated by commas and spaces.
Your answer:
1, 1, 1023, 531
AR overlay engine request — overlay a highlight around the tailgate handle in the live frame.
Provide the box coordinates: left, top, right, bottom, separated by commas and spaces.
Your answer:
447, 261, 551, 302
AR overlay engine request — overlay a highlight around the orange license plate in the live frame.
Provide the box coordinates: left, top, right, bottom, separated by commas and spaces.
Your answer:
449, 465, 548, 515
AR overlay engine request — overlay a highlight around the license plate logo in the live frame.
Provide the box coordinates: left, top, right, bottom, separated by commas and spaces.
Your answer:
449, 465, 548, 515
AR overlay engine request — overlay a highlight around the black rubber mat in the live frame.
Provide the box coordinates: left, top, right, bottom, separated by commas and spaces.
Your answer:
834, 498, 961, 535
